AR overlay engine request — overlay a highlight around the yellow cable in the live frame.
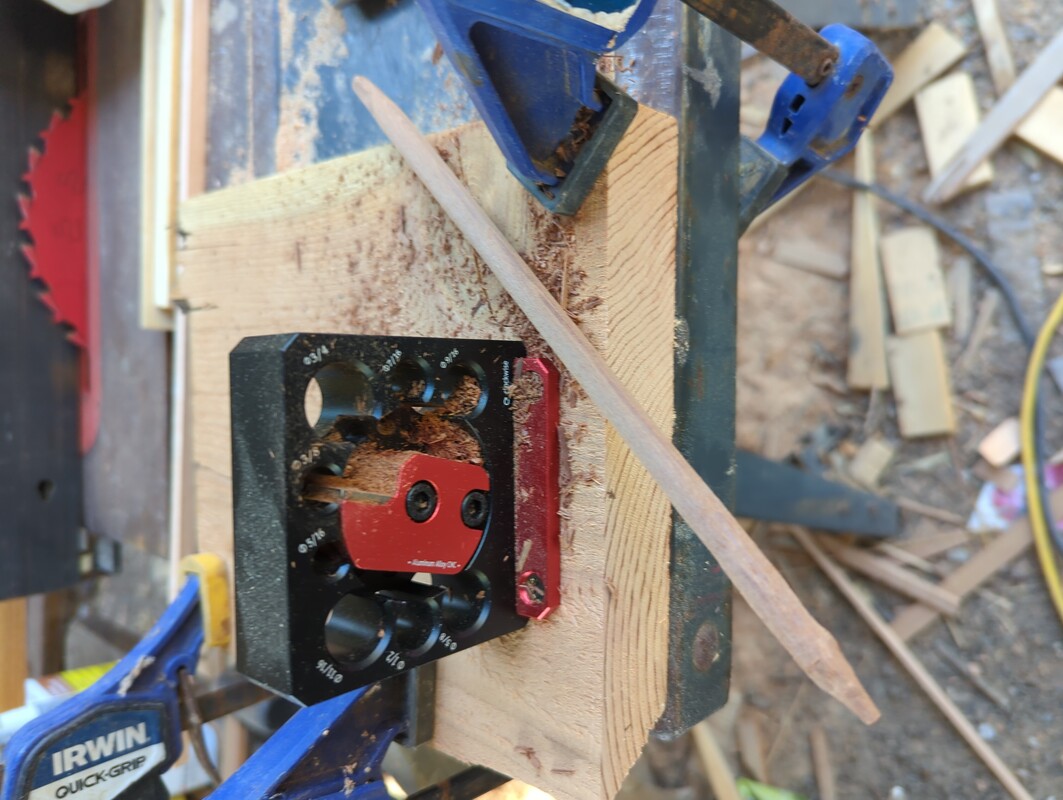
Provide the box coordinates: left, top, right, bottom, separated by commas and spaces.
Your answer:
1020, 291, 1063, 627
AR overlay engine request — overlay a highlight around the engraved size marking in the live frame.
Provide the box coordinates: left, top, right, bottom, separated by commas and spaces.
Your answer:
303, 344, 329, 366
384, 650, 406, 671
298, 529, 326, 555
381, 350, 403, 373
439, 348, 460, 369
290, 445, 321, 472
438, 632, 458, 652
502, 360, 512, 406
316, 659, 344, 684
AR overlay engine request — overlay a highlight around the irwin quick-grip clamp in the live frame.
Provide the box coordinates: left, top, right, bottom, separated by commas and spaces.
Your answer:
0, 556, 232, 800
418, 0, 892, 224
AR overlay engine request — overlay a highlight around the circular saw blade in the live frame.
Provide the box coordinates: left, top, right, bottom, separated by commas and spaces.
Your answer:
18, 98, 88, 348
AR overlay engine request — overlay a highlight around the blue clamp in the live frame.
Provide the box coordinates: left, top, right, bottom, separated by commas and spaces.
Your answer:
1, 578, 205, 800
416, 0, 656, 214
740, 24, 893, 230
207, 683, 406, 800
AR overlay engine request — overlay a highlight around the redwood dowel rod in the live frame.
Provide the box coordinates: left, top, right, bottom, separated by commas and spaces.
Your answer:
352, 76, 879, 726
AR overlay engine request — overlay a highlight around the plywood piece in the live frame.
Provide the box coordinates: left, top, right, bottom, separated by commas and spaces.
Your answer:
887, 330, 955, 438
846, 133, 890, 390
871, 23, 967, 128
175, 111, 677, 800
880, 227, 952, 334
978, 417, 1022, 468
1016, 86, 1063, 167
915, 73, 994, 193
848, 436, 895, 488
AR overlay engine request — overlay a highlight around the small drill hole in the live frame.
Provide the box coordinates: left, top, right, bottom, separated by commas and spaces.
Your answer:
37, 480, 55, 501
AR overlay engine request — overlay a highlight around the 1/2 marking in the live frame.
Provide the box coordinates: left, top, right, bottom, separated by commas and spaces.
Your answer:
384, 650, 406, 671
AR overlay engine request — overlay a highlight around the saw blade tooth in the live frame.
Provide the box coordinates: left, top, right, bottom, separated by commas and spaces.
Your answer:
20, 243, 38, 275
37, 289, 60, 319
17, 194, 31, 227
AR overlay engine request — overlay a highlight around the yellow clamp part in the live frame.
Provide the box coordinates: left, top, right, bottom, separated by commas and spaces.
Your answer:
181, 553, 231, 648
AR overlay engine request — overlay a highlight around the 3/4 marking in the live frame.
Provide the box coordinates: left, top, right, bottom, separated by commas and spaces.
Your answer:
303, 344, 329, 366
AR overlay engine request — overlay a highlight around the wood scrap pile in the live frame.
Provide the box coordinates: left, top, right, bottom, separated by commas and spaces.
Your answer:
731, 3, 1063, 797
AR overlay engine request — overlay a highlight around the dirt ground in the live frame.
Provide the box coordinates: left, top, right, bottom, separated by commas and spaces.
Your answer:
714, 1, 1063, 797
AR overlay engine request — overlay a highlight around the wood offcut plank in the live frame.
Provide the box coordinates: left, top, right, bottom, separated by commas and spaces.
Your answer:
915, 73, 995, 193
871, 23, 967, 128
924, 28, 1063, 204
890, 489, 1063, 640
880, 227, 952, 334
887, 330, 956, 438
972, 0, 1017, 95
175, 112, 677, 800
1016, 87, 1063, 166
847, 133, 890, 390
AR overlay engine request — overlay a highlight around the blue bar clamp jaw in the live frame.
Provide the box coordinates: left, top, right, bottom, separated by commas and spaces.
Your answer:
416, 0, 656, 215
739, 24, 893, 232
1, 578, 205, 800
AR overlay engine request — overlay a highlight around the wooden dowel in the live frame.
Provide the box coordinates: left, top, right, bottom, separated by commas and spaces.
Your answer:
352, 76, 879, 725
809, 726, 836, 800
818, 538, 962, 615
793, 529, 1034, 800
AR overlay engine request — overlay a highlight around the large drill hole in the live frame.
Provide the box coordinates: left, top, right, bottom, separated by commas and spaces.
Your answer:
305, 362, 376, 432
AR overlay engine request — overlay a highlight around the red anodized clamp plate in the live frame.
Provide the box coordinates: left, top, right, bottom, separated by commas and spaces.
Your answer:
513, 357, 561, 619
340, 453, 489, 575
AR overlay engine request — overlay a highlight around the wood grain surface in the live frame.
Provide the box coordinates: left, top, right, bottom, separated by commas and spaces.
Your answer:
176, 111, 676, 800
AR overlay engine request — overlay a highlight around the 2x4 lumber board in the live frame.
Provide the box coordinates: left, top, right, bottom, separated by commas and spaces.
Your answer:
0, 598, 27, 712
880, 226, 952, 334
889, 489, 1063, 640
355, 79, 876, 726
971, 0, 1017, 95
795, 530, 1035, 800
847, 133, 890, 390
175, 112, 676, 800
818, 539, 961, 615
1015, 87, 1063, 167
924, 28, 1063, 204
887, 330, 956, 438
915, 73, 995, 194
870, 23, 967, 128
